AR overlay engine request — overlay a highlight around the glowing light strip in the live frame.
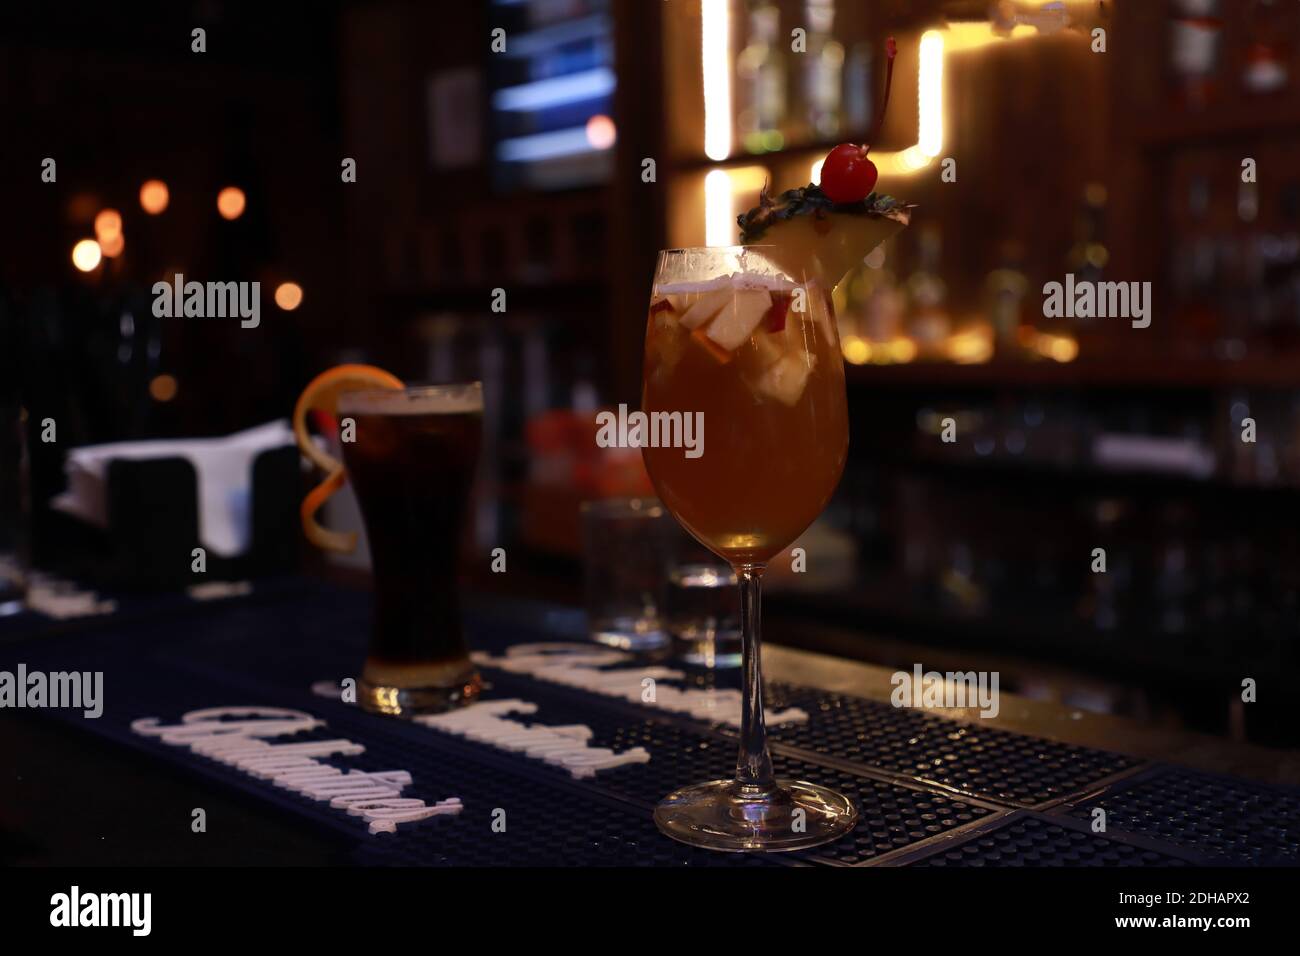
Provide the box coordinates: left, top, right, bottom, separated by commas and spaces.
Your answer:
918, 30, 944, 158
499, 15, 609, 58
807, 17, 1063, 195
704, 165, 768, 247
809, 30, 945, 184
702, 0, 731, 161
497, 126, 601, 162
941, 21, 1037, 53
704, 169, 733, 247
493, 67, 615, 111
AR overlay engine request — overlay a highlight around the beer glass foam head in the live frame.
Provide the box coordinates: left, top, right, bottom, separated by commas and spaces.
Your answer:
338, 382, 483, 416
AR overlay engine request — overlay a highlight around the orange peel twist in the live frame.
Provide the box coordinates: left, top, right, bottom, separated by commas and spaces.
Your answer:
291, 364, 403, 553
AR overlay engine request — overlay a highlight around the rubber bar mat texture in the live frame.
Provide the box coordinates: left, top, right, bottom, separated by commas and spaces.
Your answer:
431, 676, 1005, 866
6, 587, 994, 867
7, 580, 1298, 866
764, 682, 1142, 808
895, 813, 1197, 867
481, 658, 1143, 810
10, 637, 775, 867
1053, 765, 1300, 867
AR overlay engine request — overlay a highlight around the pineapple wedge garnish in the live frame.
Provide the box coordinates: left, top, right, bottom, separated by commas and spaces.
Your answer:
738, 184, 911, 290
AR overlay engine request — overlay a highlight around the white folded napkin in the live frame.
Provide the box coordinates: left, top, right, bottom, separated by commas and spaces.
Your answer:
51, 420, 296, 557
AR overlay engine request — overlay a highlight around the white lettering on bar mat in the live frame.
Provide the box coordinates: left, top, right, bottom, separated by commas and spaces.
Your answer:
473, 643, 809, 728
414, 699, 650, 778
310, 679, 651, 778
131, 706, 461, 834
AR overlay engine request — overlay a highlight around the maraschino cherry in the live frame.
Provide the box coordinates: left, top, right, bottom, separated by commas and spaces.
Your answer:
820, 36, 897, 204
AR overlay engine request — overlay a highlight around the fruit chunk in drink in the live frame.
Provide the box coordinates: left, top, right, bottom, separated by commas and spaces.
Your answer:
642, 274, 848, 566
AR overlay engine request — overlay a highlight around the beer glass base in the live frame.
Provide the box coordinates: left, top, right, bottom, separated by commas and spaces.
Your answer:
654, 778, 857, 852
357, 671, 483, 718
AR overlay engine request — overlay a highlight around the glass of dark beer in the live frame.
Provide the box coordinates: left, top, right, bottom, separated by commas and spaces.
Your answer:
337, 383, 484, 716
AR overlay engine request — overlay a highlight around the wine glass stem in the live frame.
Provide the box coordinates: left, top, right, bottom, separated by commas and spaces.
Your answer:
734, 564, 774, 789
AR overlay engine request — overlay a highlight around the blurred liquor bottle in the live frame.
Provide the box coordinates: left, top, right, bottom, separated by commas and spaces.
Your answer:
1168, 162, 1223, 355
736, 0, 788, 153
1242, 0, 1292, 96
1063, 183, 1109, 349
800, 0, 844, 142
904, 225, 950, 356
843, 41, 874, 133
986, 241, 1029, 356
1167, 0, 1222, 110
1066, 184, 1109, 291
867, 268, 906, 346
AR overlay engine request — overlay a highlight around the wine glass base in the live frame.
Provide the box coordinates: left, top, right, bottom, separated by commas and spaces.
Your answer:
654, 778, 857, 852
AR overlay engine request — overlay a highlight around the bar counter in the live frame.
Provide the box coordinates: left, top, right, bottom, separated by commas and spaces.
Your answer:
2, 577, 1298, 867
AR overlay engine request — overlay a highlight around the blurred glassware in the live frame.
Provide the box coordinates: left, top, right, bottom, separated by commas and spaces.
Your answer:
1168, 2, 1222, 109
801, 0, 843, 140
580, 497, 671, 652
736, 0, 788, 153
664, 527, 740, 667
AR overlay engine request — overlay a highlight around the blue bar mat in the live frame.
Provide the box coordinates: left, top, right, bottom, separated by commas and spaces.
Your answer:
5, 580, 1296, 866
891, 813, 1196, 867
763, 682, 1142, 809
1049, 765, 1300, 866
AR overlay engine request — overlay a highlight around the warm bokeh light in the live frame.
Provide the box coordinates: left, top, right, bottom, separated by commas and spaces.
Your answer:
704, 165, 767, 247
140, 180, 169, 214
94, 209, 122, 241
216, 186, 246, 220
887, 336, 918, 363
918, 31, 945, 158
842, 335, 871, 365
1045, 334, 1079, 363
149, 374, 179, 402
842, 335, 918, 365
704, 170, 734, 247
71, 239, 102, 272
274, 282, 304, 310
897, 145, 934, 172
1024, 329, 1080, 363
100, 232, 125, 258
585, 115, 617, 150
945, 328, 995, 364
941, 20, 1037, 54
701, 0, 731, 161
